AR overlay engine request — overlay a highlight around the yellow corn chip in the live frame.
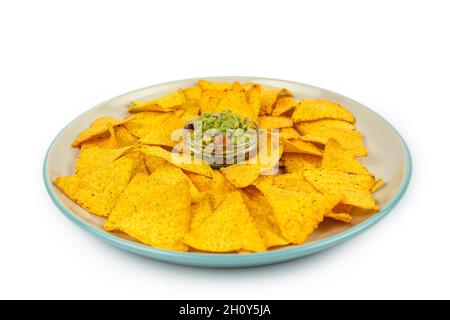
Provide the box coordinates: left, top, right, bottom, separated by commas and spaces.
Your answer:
258, 116, 293, 129
279, 127, 302, 140
296, 119, 356, 135
324, 212, 352, 223
175, 100, 200, 122
198, 80, 232, 91
303, 169, 377, 210
301, 127, 368, 157
199, 89, 225, 114
122, 148, 149, 177
259, 172, 318, 194
150, 163, 201, 203
75, 146, 133, 176
245, 84, 262, 117
216, 82, 257, 121
371, 178, 384, 192
256, 181, 341, 244
292, 99, 355, 123
241, 189, 288, 248
72, 117, 130, 147
272, 96, 298, 116
138, 115, 183, 147
260, 87, 292, 115
140, 145, 213, 178
282, 153, 322, 173
185, 172, 213, 192
129, 90, 186, 113
280, 136, 323, 156
105, 173, 191, 251
183, 85, 202, 101
321, 138, 370, 175
211, 170, 236, 209
184, 191, 266, 252
220, 163, 261, 188
189, 198, 214, 233
55, 157, 134, 217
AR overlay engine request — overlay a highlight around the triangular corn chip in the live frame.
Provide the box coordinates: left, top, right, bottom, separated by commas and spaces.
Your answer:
184, 191, 266, 252
140, 145, 213, 178
75, 146, 133, 176
282, 153, 322, 173
260, 87, 292, 115
129, 90, 186, 113
296, 119, 356, 135
258, 116, 293, 129
292, 99, 355, 123
241, 188, 288, 248
301, 127, 368, 157
303, 169, 377, 210
256, 181, 341, 244
72, 117, 130, 147
105, 173, 191, 251
55, 157, 134, 217
321, 138, 370, 175
272, 96, 298, 116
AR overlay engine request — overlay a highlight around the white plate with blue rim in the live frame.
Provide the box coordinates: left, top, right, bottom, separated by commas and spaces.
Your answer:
43, 77, 412, 268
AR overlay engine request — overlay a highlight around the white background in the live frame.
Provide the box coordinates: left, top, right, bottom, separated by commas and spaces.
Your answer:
1, 0, 449, 300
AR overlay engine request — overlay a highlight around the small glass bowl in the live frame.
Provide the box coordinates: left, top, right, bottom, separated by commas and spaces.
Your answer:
183, 115, 259, 168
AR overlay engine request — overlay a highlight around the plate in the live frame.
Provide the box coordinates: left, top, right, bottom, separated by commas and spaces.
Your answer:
43, 77, 412, 268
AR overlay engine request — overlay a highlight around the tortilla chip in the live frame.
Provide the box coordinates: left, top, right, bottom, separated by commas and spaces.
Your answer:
256, 182, 341, 244
140, 145, 213, 177
80, 125, 137, 149
260, 87, 292, 115
105, 173, 191, 251
246, 84, 262, 116
114, 126, 138, 146
140, 118, 183, 147
272, 96, 298, 116
280, 136, 323, 156
301, 127, 368, 157
241, 189, 288, 248
215, 82, 257, 121
71, 117, 130, 147
296, 119, 356, 135
259, 172, 318, 194
321, 138, 370, 175
282, 153, 322, 173
129, 90, 186, 113
75, 146, 133, 176
371, 178, 384, 192
185, 172, 212, 192
189, 198, 214, 233
183, 85, 202, 101
150, 163, 201, 203
220, 163, 261, 188
199, 89, 225, 114
258, 116, 293, 129
184, 191, 266, 252
303, 169, 377, 210
279, 127, 302, 140
175, 100, 200, 122
324, 212, 352, 223
292, 99, 355, 123
198, 80, 232, 91
55, 157, 134, 217
211, 170, 236, 209
123, 148, 149, 177
333, 203, 353, 214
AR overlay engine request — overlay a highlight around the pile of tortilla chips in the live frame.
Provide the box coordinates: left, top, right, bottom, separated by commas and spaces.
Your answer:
55, 80, 382, 253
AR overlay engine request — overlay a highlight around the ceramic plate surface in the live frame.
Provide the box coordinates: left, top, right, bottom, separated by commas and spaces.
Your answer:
44, 77, 412, 268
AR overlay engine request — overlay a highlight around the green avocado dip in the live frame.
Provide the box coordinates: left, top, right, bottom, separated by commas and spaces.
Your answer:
184, 110, 257, 148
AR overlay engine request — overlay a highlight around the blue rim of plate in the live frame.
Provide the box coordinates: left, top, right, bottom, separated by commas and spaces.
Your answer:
43, 77, 413, 268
